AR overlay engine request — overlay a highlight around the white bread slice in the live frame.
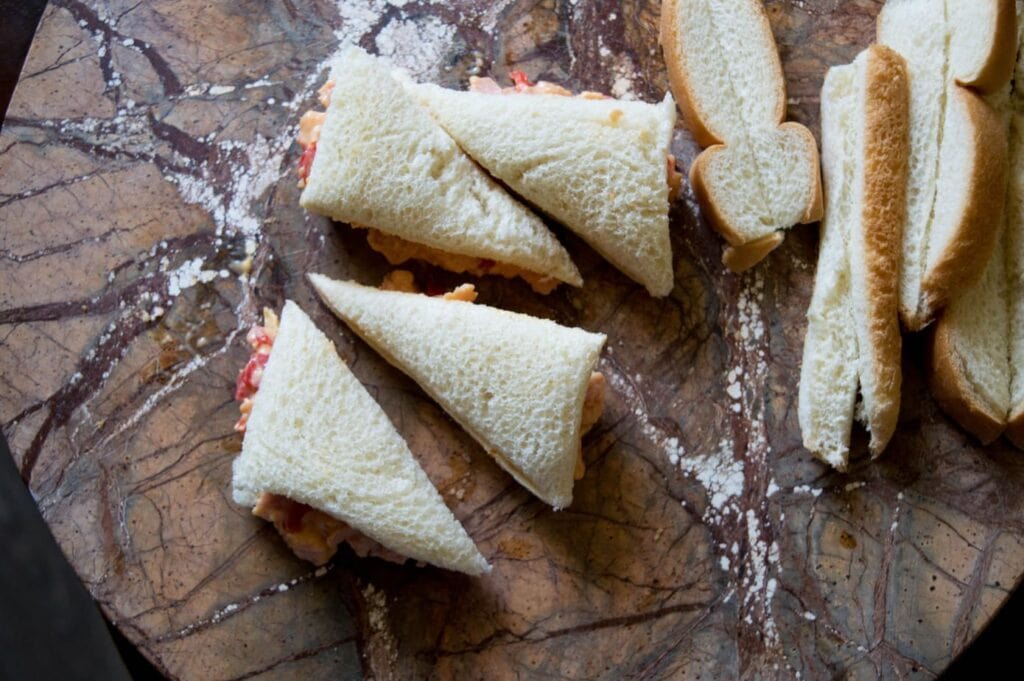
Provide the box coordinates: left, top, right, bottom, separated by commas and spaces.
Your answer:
299, 46, 581, 290
308, 275, 606, 509
878, 0, 1013, 330
799, 46, 909, 469
403, 82, 677, 297
231, 301, 489, 576
659, 0, 823, 272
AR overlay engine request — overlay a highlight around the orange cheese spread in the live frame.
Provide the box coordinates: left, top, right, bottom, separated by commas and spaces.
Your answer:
296, 80, 336, 188
366, 228, 561, 295
576, 372, 606, 480
252, 493, 405, 567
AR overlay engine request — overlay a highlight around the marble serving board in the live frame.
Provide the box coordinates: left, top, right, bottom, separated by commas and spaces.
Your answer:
2, 1, 1024, 679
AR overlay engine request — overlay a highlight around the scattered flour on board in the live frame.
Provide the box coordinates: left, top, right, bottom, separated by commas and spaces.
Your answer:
362, 582, 399, 664
375, 15, 456, 80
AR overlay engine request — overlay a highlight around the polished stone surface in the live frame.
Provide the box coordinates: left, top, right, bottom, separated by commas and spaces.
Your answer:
2, 1, 1024, 679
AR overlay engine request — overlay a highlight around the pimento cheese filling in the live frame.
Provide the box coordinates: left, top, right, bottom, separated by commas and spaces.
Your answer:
366, 228, 561, 295
296, 80, 336, 188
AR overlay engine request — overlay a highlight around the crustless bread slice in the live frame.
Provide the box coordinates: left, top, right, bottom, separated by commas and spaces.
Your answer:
878, 0, 1014, 330
799, 46, 909, 469
232, 301, 489, 576
299, 46, 581, 292
308, 275, 606, 509
404, 82, 678, 297
660, 0, 823, 273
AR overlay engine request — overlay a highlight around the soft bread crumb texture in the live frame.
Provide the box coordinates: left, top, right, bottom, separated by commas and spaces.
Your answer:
406, 81, 676, 297
309, 275, 607, 508
661, 0, 822, 265
232, 301, 489, 575
299, 46, 581, 289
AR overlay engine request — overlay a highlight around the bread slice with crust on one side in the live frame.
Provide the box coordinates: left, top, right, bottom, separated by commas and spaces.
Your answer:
799, 45, 909, 470
298, 46, 581, 294
878, 0, 1014, 331
659, 0, 823, 273
231, 301, 490, 576
402, 80, 678, 297
929, 233, 1010, 445
308, 274, 607, 509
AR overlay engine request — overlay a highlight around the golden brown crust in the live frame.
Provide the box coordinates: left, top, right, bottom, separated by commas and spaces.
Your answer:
918, 90, 1009, 329
687, 145, 746, 246
663, 0, 820, 268
860, 45, 910, 457
722, 232, 784, 273
781, 121, 825, 224
953, 0, 1018, 95
929, 317, 1006, 444
1006, 408, 1024, 449
658, 0, 785, 147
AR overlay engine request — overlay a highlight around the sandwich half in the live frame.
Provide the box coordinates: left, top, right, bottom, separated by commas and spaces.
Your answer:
297, 45, 581, 295
231, 301, 489, 575
878, 0, 1014, 330
308, 274, 607, 509
402, 73, 678, 297
799, 45, 909, 469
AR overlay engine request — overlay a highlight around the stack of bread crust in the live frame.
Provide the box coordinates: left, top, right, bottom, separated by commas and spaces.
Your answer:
799, 45, 910, 470
659, 0, 823, 273
878, 0, 1014, 331
800, 0, 1018, 467
929, 0, 1024, 447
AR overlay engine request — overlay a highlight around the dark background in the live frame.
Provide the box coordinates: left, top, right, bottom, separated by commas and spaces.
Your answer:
0, 1, 1018, 679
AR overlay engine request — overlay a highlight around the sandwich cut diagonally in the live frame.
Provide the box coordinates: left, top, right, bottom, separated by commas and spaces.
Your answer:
232, 301, 490, 576
309, 274, 607, 509
403, 76, 677, 297
297, 46, 581, 295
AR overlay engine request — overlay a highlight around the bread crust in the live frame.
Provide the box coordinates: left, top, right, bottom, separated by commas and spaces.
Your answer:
929, 316, 1006, 444
953, 0, 1018, 95
917, 90, 1009, 330
722, 232, 784, 273
782, 121, 825, 224
659, 0, 786, 147
1006, 408, 1024, 449
858, 45, 910, 457
662, 0, 822, 269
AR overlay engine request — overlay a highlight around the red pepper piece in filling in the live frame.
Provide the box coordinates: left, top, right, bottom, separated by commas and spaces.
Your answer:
509, 70, 535, 90
297, 141, 317, 182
